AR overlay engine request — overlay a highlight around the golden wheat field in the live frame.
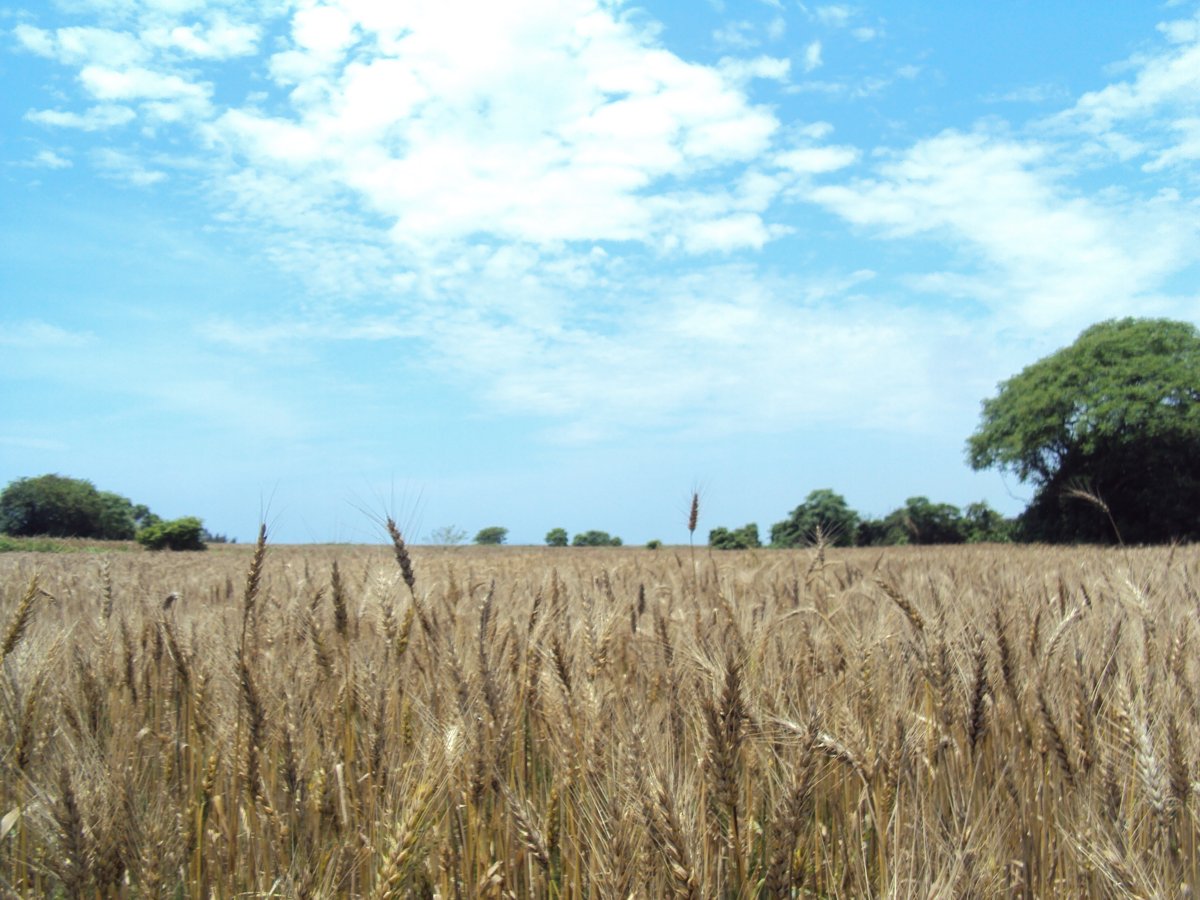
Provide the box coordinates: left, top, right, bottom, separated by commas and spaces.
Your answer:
0, 533, 1196, 898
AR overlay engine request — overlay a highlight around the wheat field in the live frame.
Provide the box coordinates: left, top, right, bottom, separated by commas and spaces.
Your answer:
0, 533, 1196, 898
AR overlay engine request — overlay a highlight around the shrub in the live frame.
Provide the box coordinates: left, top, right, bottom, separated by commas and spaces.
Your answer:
571, 530, 621, 547
545, 528, 569, 547
474, 526, 508, 545
137, 517, 207, 551
709, 523, 761, 550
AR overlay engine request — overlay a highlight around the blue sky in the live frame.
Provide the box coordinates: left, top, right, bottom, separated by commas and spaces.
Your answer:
3, 0, 1199, 545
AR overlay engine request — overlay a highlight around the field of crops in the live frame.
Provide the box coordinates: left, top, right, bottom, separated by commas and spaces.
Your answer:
0, 534, 1196, 897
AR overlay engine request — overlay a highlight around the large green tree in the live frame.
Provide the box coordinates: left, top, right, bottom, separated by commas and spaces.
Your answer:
0, 474, 134, 539
967, 318, 1200, 543
770, 489, 859, 548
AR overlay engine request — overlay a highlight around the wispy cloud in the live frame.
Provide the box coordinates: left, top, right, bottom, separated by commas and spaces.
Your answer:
26, 104, 136, 130
809, 129, 1196, 329
10, 0, 1200, 450
1054, 8, 1200, 169
0, 320, 94, 347
803, 40, 822, 72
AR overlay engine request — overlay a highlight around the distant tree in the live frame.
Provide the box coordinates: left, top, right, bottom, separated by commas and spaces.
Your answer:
137, 516, 207, 551
571, 530, 622, 547
0, 474, 146, 539
96, 491, 138, 540
771, 489, 859, 548
709, 523, 761, 550
428, 525, 468, 546
962, 501, 1016, 543
859, 497, 979, 546
132, 504, 160, 529
857, 516, 900, 546
897, 496, 967, 545
474, 526, 508, 545
545, 527, 569, 547
646, 539, 662, 550
968, 318, 1200, 542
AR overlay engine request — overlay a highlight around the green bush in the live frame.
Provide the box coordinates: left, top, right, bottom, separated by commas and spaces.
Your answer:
474, 526, 508, 545
137, 517, 207, 551
709, 523, 761, 550
571, 530, 621, 547
646, 539, 662, 550
545, 528, 569, 547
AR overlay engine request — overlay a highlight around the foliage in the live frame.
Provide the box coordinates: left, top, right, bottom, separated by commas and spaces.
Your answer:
0, 474, 106, 538
968, 318, 1200, 542
645, 539, 662, 549
858, 498, 1016, 546
708, 523, 761, 550
427, 525, 467, 546
895, 496, 967, 545
474, 526, 508, 545
571, 530, 622, 546
545, 527, 569, 547
96, 492, 137, 540
962, 501, 1016, 543
137, 516, 207, 551
0, 535, 71, 552
0, 474, 172, 542
770, 489, 859, 548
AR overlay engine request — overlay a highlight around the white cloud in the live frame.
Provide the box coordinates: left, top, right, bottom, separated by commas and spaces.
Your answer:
809, 129, 1195, 328
26, 104, 136, 130
94, 148, 167, 185
803, 40, 822, 72
415, 266, 977, 440
1056, 11, 1200, 168
15, 25, 147, 67
80, 64, 208, 102
203, 0, 788, 254
0, 320, 93, 347
719, 55, 791, 84
31, 150, 72, 169
775, 144, 858, 173
34, 0, 1197, 449
984, 83, 1068, 105
813, 5, 852, 28
144, 16, 261, 59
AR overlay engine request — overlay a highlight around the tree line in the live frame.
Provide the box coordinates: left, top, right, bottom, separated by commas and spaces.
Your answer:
6, 319, 1197, 550
709, 491, 1014, 550
714, 317, 1200, 548
0, 474, 224, 550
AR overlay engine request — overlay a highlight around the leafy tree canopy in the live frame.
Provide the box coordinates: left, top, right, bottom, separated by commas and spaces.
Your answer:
968, 318, 1200, 543
545, 527, 569, 547
137, 516, 207, 551
474, 526, 508, 545
771, 489, 859, 548
709, 523, 761, 550
0, 474, 151, 540
571, 530, 621, 547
